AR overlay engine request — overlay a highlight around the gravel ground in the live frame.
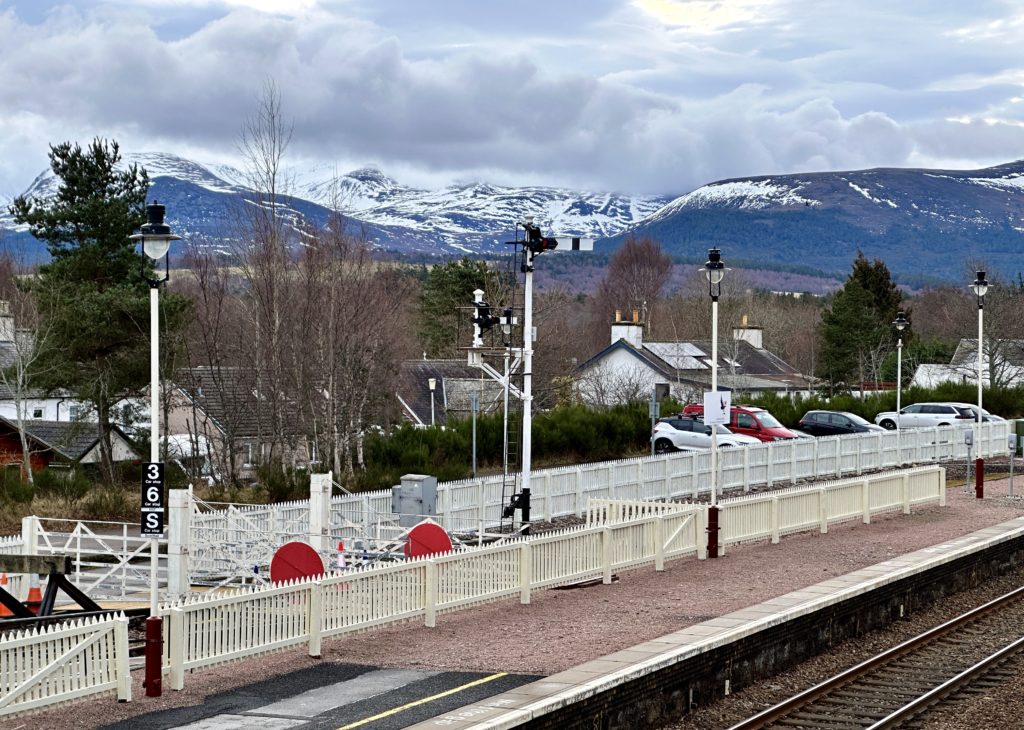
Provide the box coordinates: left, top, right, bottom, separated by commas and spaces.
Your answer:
14, 473, 1024, 730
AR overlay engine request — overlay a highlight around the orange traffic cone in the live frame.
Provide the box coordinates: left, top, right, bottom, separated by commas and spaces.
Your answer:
0, 573, 11, 617
26, 573, 42, 616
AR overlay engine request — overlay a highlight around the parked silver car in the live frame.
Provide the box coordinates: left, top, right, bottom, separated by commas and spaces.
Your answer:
874, 402, 983, 429
652, 416, 761, 453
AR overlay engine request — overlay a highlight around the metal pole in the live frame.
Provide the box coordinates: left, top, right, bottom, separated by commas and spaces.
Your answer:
711, 297, 718, 508
1011, 439, 1015, 498
149, 285, 159, 617
145, 283, 162, 698
977, 300, 984, 498
522, 266, 533, 501
650, 387, 656, 457
896, 336, 902, 463
471, 393, 478, 479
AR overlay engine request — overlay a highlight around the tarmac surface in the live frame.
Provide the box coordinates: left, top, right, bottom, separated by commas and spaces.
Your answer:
98, 665, 541, 730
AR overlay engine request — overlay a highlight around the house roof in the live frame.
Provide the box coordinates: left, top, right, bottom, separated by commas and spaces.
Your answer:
396, 360, 505, 425
575, 337, 804, 391
0, 417, 131, 461
950, 339, 1024, 368
173, 366, 264, 438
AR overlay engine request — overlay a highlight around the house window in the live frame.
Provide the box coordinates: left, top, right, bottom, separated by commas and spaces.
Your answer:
69, 405, 84, 421
32, 408, 42, 419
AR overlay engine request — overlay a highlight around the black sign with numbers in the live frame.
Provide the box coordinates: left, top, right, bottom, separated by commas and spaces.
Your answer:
141, 462, 166, 536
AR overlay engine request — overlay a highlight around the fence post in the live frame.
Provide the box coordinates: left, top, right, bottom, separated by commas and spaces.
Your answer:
862, 479, 871, 524
790, 443, 797, 484
18, 516, 37, 601
308, 580, 323, 658
819, 488, 828, 534
168, 489, 191, 600
812, 438, 819, 479
903, 472, 911, 515
654, 516, 665, 571
602, 527, 613, 584
520, 542, 532, 604
766, 443, 775, 488
169, 607, 185, 691
771, 497, 780, 544
938, 466, 946, 506
424, 560, 438, 628
696, 508, 708, 560
663, 458, 671, 501
742, 449, 750, 493
114, 613, 132, 702
836, 438, 844, 478
575, 467, 585, 517
20, 515, 37, 555
477, 480, 485, 527
308, 473, 331, 554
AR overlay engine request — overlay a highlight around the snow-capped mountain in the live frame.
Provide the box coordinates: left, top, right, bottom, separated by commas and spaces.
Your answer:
1, 152, 670, 261
7, 152, 1024, 282
617, 161, 1024, 281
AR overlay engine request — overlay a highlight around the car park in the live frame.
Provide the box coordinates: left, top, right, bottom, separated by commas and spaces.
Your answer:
873, 402, 977, 430
798, 410, 886, 437
651, 416, 761, 453
681, 403, 800, 442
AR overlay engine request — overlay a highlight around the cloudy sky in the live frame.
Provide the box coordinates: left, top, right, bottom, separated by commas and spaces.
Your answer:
1, 0, 1022, 198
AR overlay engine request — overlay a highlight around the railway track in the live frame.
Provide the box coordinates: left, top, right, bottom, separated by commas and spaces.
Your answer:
729, 585, 1024, 729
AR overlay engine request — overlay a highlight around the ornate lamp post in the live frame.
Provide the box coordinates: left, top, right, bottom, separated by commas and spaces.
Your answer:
130, 201, 180, 698
704, 248, 726, 558
971, 270, 988, 498
893, 311, 909, 463
428, 377, 437, 427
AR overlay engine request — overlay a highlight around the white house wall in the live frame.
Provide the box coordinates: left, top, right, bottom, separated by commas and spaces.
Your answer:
576, 350, 666, 406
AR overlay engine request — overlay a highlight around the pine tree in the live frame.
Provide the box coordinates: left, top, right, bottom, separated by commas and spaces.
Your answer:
418, 257, 510, 358
9, 139, 190, 481
816, 252, 904, 394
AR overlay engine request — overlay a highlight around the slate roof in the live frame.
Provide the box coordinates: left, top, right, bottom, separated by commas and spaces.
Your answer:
0, 417, 130, 461
173, 366, 264, 438
396, 360, 505, 425
576, 337, 806, 391
950, 339, 1024, 367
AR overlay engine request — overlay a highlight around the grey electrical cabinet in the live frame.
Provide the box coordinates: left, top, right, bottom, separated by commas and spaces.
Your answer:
391, 474, 438, 527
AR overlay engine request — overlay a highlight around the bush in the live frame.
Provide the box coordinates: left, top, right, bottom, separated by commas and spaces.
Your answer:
0, 466, 34, 503
255, 460, 308, 503
77, 485, 137, 520
32, 467, 91, 502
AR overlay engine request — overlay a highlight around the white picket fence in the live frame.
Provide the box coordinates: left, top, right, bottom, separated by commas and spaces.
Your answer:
158, 465, 943, 688
0, 535, 27, 599
183, 421, 1009, 586
0, 613, 131, 718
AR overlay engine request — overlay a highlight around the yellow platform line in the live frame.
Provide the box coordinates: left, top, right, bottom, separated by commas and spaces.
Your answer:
336, 671, 509, 730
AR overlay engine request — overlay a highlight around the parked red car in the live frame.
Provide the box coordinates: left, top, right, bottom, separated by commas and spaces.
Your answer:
681, 403, 800, 442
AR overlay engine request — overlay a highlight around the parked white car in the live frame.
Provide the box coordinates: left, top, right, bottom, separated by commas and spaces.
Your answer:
652, 416, 761, 453
874, 402, 988, 430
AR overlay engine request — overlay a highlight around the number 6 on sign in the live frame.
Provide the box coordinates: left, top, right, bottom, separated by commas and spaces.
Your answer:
141, 462, 166, 536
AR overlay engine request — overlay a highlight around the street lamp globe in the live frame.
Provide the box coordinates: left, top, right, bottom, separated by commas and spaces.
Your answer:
704, 248, 726, 298
131, 202, 180, 262
893, 311, 909, 332
971, 270, 989, 299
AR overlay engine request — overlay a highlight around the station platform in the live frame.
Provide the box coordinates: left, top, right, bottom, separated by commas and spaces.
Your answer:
19, 475, 1024, 730
407, 487, 1024, 728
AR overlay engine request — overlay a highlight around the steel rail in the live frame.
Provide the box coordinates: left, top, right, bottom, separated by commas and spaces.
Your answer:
728, 584, 1024, 730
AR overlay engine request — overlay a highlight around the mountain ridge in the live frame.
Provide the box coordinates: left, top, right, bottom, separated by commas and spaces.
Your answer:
3, 153, 1024, 282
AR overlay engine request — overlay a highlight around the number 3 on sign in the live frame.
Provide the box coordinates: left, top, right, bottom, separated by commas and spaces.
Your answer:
147, 463, 160, 481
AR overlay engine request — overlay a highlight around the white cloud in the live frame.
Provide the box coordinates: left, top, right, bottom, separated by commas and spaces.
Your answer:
0, 0, 1021, 198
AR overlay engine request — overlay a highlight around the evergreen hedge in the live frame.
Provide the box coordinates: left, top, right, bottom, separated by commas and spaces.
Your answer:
348, 384, 1023, 493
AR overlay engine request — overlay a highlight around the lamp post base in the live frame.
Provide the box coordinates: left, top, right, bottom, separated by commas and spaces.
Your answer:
975, 458, 984, 499
144, 616, 163, 697
707, 506, 720, 559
